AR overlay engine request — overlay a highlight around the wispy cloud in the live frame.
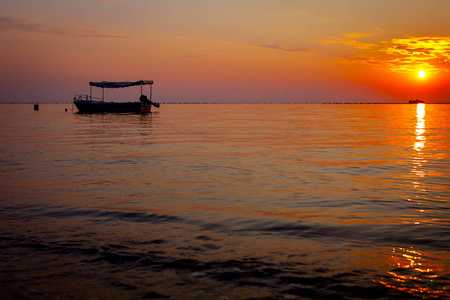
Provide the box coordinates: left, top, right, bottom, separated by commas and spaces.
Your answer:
345, 32, 372, 39
322, 32, 374, 50
207, 40, 234, 45
382, 36, 450, 73
0, 16, 128, 39
326, 38, 374, 50
384, 36, 450, 57
340, 36, 450, 74
183, 53, 225, 59
257, 44, 314, 53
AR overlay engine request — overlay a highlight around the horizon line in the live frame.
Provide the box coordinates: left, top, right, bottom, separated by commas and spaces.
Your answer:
2, 102, 450, 105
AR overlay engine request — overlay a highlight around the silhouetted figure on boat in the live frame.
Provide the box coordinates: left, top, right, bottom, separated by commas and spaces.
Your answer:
140, 95, 160, 108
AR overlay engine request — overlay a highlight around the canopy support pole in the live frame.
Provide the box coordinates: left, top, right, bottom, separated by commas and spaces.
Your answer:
90, 86, 92, 100
102, 88, 104, 102
150, 84, 152, 102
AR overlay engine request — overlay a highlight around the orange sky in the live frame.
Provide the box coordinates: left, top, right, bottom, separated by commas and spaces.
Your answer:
1, 0, 450, 103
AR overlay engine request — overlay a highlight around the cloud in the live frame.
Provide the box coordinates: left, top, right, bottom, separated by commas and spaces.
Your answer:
183, 53, 225, 59
322, 32, 374, 50
341, 36, 450, 74
384, 36, 450, 56
257, 44, 314, 53
322, 37, 374, 50
207, 40, 234, 45
345, 33, 372, 39
0, 16, 127, 39
382, 36, 450, 73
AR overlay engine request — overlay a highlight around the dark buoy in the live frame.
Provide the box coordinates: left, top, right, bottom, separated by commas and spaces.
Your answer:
65, 108, 68, 112
34, 104, 39, 111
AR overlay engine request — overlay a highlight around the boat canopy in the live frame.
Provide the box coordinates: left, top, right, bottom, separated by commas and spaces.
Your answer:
89, 80, 153, 88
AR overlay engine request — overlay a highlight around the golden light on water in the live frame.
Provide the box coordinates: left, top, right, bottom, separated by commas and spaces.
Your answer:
412, 104, 426, 178
374, 247, 448, 298
378, 104, 450, 299
414, 103, 426, 151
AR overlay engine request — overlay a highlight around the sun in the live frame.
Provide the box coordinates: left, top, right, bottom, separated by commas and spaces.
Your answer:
418, 70, 426, 78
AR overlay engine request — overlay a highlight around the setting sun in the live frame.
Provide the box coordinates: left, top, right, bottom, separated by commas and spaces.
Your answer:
418, 70, 426, 78
2, 2, 450, 103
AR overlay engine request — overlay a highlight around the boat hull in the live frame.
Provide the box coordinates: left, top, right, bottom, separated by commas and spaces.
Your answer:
409, 99, 425, 104
73, 100, 148, 113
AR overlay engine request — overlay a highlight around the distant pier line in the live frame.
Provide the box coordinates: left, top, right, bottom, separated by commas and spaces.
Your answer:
2, 101, 450, 105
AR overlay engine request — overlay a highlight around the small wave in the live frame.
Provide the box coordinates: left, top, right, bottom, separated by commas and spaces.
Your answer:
24, 205, 187, 225
1, 212, 448, 299
3, 203, 449, 251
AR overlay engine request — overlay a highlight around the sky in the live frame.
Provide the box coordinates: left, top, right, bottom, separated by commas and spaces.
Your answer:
1, 0, 450, 103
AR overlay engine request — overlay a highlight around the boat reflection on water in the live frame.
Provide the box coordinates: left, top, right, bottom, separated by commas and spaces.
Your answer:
375, 247, 448, 298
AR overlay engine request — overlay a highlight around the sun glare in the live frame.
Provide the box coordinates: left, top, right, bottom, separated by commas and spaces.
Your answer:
418, 70, 426, 78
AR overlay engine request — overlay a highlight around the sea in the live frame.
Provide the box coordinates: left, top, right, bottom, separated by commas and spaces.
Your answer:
0, 103, 449, 300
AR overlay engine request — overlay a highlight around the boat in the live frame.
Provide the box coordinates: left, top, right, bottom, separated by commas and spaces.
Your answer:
73, 80, 160, 113
409, 99, 425, 104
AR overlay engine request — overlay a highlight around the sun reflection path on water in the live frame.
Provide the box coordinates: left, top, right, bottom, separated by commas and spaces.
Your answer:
412, 103, 426, 177
408, 103, 428, 226
374, 247, 449, 299
375, 104, 449, 298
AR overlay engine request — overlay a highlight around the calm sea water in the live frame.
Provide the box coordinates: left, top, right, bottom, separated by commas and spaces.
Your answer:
0, 103, 449, 299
